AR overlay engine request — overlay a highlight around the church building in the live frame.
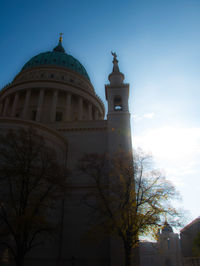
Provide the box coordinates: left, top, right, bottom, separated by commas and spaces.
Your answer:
0, 36, 132, 266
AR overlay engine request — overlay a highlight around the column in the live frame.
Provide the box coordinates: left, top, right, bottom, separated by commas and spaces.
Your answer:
78, 97, 83, 120
94, 109, 99, 120
36, 89, 44, 122
0, 101, 3, 116
51, 90, 58, 122
22, 90, 31, 119
88, 103, 92, 120
11, 93, 19, 117
2, 96, 10, 117
64, 93, 71, 121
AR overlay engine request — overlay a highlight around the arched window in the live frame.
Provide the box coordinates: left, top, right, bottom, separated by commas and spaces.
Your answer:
32, 110, 37, 121
165, 258, 172, 266
56, 112, 62, 121
167, 238, 170, 250
114, 96, 122, 111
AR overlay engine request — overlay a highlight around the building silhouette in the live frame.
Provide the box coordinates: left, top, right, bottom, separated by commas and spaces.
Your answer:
140, 219, 200, 266
0, 37, 132, 266
140, 222, 182, 266
157, 222, 182, 266
181, 217, 200, 266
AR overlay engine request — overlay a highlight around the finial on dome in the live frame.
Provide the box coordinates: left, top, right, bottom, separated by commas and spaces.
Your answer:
59, 33, 64, 43
53, 33, 65, 53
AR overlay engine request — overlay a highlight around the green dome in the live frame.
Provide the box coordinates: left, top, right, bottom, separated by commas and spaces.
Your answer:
22, 41, 90, 81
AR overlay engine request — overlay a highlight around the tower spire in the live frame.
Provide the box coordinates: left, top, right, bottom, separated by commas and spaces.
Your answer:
111, 51, 120, 72
108, 52, 124, 85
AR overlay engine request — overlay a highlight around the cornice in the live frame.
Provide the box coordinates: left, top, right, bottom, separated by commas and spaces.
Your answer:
0, 117, 68, 144
57, 126, 107, 132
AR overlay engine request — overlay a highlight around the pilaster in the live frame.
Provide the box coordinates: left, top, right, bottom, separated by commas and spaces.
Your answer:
65, 93, 71, 121
22, 90, 31, 119
88, 103, 92, 120
94, 109, 99, 120
51, 90, 58, 122
11, 93, 19, 117
36, 89, 44, 122
2, 96, 10, 117
78, 97, 83, 120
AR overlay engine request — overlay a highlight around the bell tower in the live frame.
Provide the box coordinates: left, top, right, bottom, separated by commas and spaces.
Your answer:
105, 52, 132, 154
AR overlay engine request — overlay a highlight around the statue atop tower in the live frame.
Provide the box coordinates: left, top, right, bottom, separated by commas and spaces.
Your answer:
108, 52, 124, 86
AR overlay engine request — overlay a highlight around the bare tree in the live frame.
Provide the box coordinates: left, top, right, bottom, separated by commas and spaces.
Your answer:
0, 128, 67, 266
79, 149, 182, 266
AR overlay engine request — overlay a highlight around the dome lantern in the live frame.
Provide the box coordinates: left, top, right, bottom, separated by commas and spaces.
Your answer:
162, 222, 173, 234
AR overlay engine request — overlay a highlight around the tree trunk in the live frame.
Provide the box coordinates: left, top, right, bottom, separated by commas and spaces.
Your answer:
124, 242, 140, 266
15, 254, 24, 266
124, 243, 132, 266
132, 246, 140, 266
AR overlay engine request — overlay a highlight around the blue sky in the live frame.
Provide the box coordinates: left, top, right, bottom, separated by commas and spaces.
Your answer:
1, 0, 200, 227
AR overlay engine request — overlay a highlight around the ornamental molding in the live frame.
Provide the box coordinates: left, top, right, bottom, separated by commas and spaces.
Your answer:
14, 65, 93, 88
0, 117, 68, 145
55, 120, 108, 132
0, 78, 105, 116
57, 126, 107, 132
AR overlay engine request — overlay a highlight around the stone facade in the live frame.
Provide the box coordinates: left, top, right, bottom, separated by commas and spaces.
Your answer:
181, 217, 200, 266
0, 39, 132, 266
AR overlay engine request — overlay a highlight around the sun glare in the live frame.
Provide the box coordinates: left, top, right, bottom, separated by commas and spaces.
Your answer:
134, 126, 200, 162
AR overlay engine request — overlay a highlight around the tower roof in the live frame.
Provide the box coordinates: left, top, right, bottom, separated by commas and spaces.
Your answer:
108, 52, 124, 85
162, 222, 173, 234
21, 38, 90, 81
